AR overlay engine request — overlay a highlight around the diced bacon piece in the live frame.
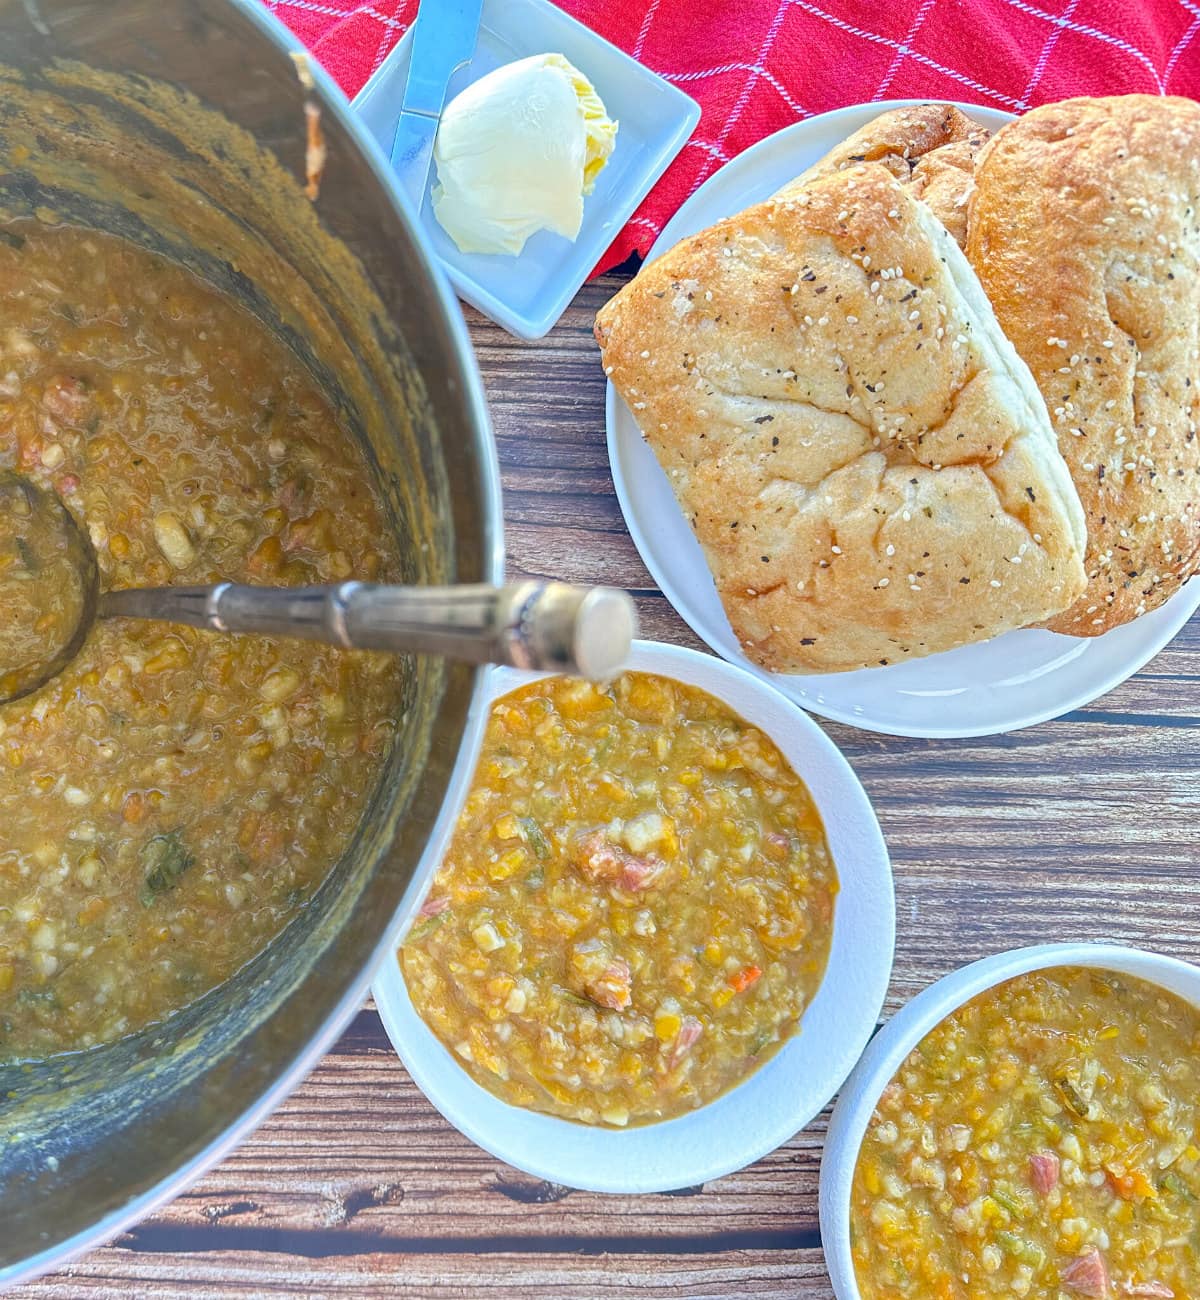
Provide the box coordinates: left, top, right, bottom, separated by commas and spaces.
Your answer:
1029, 1150, 1060, 1195
1060, 1248, 1110, 1298
572, 830, 663, 892
1125, 1283, 1174, 1298
667, 1016, 703, 1069
418, 895, 450, 917
41, 374, 89, 423
584, 958, 632, 1011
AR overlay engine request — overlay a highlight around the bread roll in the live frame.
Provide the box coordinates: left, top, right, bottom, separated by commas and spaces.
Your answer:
775, 103, 990, 247
968, 95, 1200, 634
596, 164, 1087, 674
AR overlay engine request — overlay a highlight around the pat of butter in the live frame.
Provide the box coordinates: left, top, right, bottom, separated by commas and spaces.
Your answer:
431, 53, 618, 257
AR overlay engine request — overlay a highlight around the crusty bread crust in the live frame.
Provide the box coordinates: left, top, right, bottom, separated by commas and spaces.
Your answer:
596, 164, 1087, 674
775, 104, 990, 247
967, 95, 1200, 635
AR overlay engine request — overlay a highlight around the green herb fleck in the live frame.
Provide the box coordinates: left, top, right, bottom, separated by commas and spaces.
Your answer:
1053, 1074, 1093, 1119
405, 911, 448, 945
138, 830, 195, 906
16, 986, 58, 1008
525, 867, 545, 891
519, 816, 550, 860
1161, 1170, 1196, 1202
13, 537, 37, 573
991, 1185, 1026, 1218
995, 1231, 1044, 1269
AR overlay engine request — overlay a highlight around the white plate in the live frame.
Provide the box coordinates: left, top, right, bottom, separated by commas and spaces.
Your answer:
373, 640, 894, 1193
819, 942, 1200, 1299
606, 100, 1200, 738
353, 0, 699, 340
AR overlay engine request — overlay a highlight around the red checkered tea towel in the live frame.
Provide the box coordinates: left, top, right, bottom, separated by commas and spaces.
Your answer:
264, 0, 1200, 274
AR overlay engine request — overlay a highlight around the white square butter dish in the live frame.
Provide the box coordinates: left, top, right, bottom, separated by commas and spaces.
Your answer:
353, 0, 700, 339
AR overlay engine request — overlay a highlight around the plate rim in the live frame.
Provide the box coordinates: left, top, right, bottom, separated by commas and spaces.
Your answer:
372, 639, 895, 1194
604, 99, 1200, 738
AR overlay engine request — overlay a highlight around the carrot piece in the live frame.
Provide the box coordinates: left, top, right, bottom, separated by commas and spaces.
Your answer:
730, 965, 763, 993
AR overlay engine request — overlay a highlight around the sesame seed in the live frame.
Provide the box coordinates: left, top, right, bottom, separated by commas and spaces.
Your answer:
885, 543, 895, 556
862, 255, 871, 268
878, 577, 890, 587
640, 350, 651, 359
846, 315, 859, 324
990, 579, 1001, 588
633, 401, 646, 410
909, 310, 920, 321
604, 365, 614, 376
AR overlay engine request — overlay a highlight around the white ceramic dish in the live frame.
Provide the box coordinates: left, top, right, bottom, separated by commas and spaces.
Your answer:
373, 640, 894, 1193
606, 99, 1200, 738
820, 941, 1200, 1299
353, 0, 699, 340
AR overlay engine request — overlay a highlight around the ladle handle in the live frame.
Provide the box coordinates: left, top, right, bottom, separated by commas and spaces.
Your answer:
101, 581, 636, 679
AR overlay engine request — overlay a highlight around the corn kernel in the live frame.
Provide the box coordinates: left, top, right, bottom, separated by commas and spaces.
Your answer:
655, 1012, 682, 1041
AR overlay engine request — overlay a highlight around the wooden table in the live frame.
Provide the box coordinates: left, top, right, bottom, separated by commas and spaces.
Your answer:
27, 271, 1200, 1299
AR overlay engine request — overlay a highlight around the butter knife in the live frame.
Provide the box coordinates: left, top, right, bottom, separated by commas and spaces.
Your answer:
390, 0, 485, 211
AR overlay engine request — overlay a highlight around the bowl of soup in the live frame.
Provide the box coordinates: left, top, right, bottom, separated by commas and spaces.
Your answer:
374, 640, 896, 1192
822, 944, 1200, 1300
0, 0, 501, 1285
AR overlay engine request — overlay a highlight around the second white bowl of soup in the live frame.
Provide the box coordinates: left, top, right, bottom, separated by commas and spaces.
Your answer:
373, 640, 894, 1192
822, 943, 1200, 1300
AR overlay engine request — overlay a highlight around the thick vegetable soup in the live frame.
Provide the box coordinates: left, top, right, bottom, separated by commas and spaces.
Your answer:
0, 220, 403, 1060
403, 672, 838, 1127
0, 473, 88, 701
851, 967, 1200, 1300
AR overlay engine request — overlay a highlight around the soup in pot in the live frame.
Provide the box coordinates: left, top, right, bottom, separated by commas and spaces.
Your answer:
0, 219, 404, 1060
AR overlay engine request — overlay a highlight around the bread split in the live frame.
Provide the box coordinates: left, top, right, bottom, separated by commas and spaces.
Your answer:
596, 164, 1088, 674
967, 95, 1200, 635
776, 103, 990, 248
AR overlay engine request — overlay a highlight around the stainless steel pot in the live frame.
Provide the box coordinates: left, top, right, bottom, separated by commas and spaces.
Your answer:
0, 0, 501, 1283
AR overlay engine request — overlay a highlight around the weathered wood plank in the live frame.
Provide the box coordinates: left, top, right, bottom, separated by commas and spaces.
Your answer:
27, 1245, 834, 1299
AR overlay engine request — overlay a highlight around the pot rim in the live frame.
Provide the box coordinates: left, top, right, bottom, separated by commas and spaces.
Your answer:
3, 0, 503, 1287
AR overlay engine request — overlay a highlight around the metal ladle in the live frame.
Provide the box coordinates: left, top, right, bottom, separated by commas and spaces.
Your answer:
0, 473, 637, 706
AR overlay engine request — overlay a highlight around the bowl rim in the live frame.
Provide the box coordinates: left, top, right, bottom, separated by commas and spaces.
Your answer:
819, 941, 1200, 1300
373, 638, 896, 1193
